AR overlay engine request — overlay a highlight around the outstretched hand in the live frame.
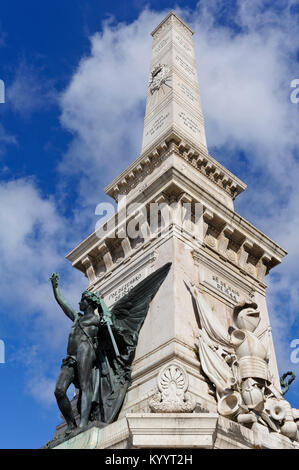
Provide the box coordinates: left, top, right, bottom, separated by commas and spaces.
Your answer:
49, 272, 59, 288
99, 315, 107, 327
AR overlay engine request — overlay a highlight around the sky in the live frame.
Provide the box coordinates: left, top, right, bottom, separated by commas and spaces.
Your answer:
0, 0, 298, 449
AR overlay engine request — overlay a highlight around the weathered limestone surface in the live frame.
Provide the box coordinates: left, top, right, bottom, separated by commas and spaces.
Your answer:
52, 413, 299, 449
142, 12, 207, 153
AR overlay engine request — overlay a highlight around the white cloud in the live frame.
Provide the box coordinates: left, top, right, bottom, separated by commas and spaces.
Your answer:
26, 375, 75, 406
189, 0, 298, 175
59, 9, 169, 207
27, 375, 57, 406
0, 179, 87, 398
58, 1, 299, 212
7, 60, 57, 118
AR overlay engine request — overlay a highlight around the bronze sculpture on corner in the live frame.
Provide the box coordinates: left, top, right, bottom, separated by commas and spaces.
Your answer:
49, 262, 171, 436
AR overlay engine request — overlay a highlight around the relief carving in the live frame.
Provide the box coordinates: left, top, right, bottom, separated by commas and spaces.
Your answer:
149, 64, 171, 95
149, 363, 196, 412
188, 282, 299, 442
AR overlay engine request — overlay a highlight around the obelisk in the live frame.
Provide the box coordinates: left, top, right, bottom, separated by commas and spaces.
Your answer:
142, 13, 207, 154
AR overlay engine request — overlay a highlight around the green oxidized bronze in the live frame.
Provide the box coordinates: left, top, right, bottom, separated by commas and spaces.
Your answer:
280, 371, 296, 395
49, 263, 171, 436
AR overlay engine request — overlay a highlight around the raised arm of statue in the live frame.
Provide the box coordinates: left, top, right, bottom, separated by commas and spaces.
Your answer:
49, 273, 78, 321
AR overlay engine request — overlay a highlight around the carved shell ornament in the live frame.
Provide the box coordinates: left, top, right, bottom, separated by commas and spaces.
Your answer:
159, 364, 186, 401
149, 363, 196, 413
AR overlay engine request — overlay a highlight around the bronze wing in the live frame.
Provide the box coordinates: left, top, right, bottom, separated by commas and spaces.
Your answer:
97, 262, 171, 424
111, 262, 172, 350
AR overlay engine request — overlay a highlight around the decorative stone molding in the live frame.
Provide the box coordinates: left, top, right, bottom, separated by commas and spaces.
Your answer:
118, 229, 132, 258
98, 249, 158, 303
98, 242, 113, 271
81, 255, 96, 283
206, 235, 216, 248
194, 210, 279, 282
151, 15, 173, 42
202, 209, 213, 239
151, 11, 194, 43
52, 414, 299, 449
149, 363, 196, 413
127, 414, 218, 449
218, 225, 234, 256
256, 254, 271, 280
172, 14, 194, 41
69, 189, 283, 284
68, 188, 283, 284
239, 240, 253, 270
105, 135, 246, 202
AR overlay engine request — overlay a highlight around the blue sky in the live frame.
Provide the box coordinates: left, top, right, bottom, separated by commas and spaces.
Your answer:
0, 0, 298, 449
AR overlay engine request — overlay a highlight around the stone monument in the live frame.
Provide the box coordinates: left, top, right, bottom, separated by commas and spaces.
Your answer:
48, 11, 299, 449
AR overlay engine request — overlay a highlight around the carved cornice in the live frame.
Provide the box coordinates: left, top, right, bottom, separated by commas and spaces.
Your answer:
151, 11, 194, 42
104, 131, 246, 201
66, 187, 286, 288
195, 207, 284, 283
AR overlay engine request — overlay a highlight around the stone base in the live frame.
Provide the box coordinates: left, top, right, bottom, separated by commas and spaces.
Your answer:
48, 413, 299, 449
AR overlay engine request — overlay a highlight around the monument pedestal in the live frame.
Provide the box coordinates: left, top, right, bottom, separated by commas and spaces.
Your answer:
50, 413, 299, 449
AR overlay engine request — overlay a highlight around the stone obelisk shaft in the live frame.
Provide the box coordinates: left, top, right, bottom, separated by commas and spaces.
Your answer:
142, 12, 207, 154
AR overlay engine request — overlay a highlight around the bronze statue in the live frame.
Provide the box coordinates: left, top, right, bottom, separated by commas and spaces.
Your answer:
49, 263, 171, 435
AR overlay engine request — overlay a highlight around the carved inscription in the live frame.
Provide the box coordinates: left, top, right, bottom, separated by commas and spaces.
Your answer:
153, 16, 172, 42
173, 16, 193, 41
178, 82, 198, 104
178, 111, 200, 135
146, 112, 170, 137
175, 55, 195, 77
212, 275, 240, 301
108, 273, 142, 303
175, 34, 192, 53
154, 35, 170, 55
